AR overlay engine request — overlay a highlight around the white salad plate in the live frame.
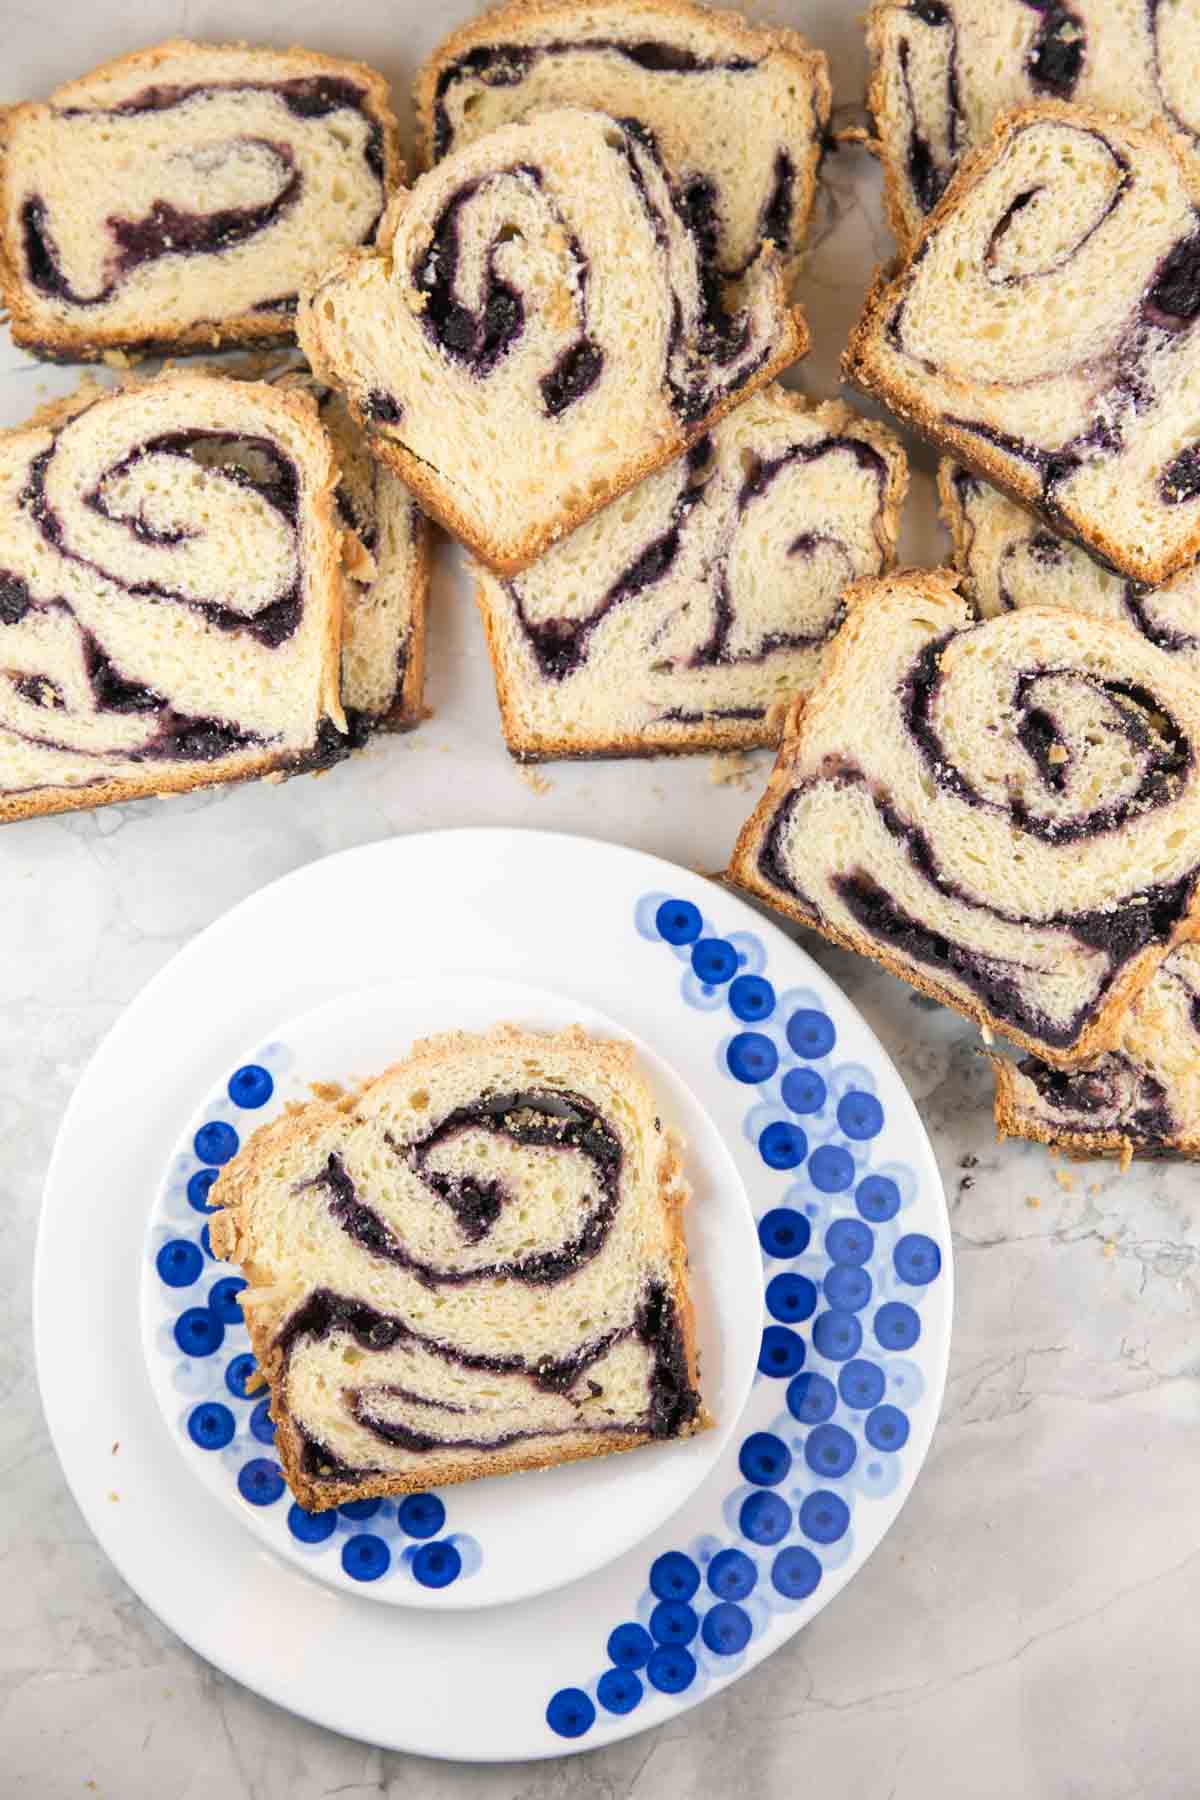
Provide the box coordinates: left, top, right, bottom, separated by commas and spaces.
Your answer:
36, 827, 952, 1759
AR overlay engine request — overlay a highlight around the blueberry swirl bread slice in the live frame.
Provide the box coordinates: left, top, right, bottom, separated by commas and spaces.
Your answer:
0, 40, 401, 361
727, 569, 1200, 1070
941, 461, 1200, 678
209, 1026, 708, 1504
315, 386, 430, 733
992, 944, 1200, 1160
416, 0, 832, 285
0, 371, 350, 823
846, 104, 1200, 586
297, 106, 807, 575
474, 387, 907, 758
866, 0, 1200, 253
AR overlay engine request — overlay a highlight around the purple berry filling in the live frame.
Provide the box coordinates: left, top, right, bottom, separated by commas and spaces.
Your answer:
301, 1088, 622, 1287
23, 76, 387, 313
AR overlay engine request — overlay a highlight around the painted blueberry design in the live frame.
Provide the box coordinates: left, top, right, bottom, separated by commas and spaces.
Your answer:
542, 896, 946, 1739
148, 1046, 480, 1593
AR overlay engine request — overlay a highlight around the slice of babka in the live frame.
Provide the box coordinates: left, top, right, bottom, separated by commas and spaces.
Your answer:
0, 371, 349, 822
0, 40, 402, 360
297, 106, 808, 575
416, 0, 832, 285
209, 1026, 709, 1505
993, 944, 1200, 1161
866, 0, 1200, 252
313, 385, 430, 734
845, 103, 1200, 586
474, 387, 907, 757
727, 568, 1200, 1070
940, 460, 1200, 678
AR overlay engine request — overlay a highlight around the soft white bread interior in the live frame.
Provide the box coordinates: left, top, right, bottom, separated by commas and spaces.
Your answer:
210, 1025, 709, 1507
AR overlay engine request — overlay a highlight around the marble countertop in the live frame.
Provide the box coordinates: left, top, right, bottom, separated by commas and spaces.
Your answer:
4, 3, 1200, 1795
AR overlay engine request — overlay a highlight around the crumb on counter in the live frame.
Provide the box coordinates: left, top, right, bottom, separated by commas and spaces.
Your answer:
1025, 1194, 1040, 1209
517, 764, 553, 796
709, 751, 758, 790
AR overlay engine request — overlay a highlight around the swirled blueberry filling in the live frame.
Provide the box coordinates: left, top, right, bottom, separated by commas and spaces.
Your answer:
300, 1087, 622, 1287
1025, 2, 1085, 97
431, 36, 757, 162
282, 1271, 697, 1477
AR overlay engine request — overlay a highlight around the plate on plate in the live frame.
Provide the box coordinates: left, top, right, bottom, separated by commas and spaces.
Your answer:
36, 828, 951, 1760
139, 973, 762, 1610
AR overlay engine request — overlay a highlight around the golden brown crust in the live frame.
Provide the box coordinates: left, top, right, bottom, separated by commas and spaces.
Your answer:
0, 39, 404, 362
210, 1024, 710, 1508
725, 566, 1200, 1071
0, 369, 349, 826
843, 101, 1200, 586
476, 392, 908, 758
411, 0, 833, 255
990, 1053, 1200, 1162
298, 238, 809, 576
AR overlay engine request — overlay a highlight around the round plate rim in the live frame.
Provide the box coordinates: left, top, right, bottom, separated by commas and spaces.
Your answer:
34, 826, 954, 1761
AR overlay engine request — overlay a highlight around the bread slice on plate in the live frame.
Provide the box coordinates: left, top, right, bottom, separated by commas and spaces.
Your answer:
297, 105, 807, 576
416, 0, 832, 285
993, 943, 1200, 1162
865, 0, 1200, 252
209, 1026, 710, 1507
474, 387, 907, 758
940, 459, 1200, 678
845, 102, 1200, 586
727, 567, 1200, 1070
0, 39, 402, 361
0, 371, 349, 823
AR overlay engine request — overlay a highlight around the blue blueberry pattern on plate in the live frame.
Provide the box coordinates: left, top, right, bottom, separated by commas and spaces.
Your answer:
145, 1047, 481, 1596
544, 896, 950, 1738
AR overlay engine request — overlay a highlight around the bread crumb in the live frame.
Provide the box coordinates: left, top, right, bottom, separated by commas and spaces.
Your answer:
310, 1080, 345, 1103
517, 765, 553, 795
709, 751, 757, 790
1103, 1239, 1117, 1258
102, 348, 136, 369
1053, 1168, 1076, 1193
111, 1441, 119, 1455
107, 1491, 119, 1503
1025, 1194, 1041, 1209
1118, 1141, 1133, 1174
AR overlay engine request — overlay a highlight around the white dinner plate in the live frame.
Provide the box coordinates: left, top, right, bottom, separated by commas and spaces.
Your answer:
139, 973, 762, 1610
36, 828, 952, 1760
